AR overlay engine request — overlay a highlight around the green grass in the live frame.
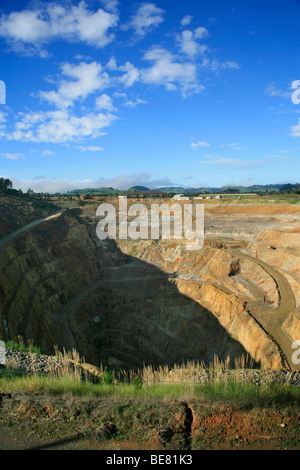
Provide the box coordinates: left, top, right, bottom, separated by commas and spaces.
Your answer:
4, 340, 41, 355
0, 371, 299, 411
1, 336, 41, 355
198, 380, 300, 410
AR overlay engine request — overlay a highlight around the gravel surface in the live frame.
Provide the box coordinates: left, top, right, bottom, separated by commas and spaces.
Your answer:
4, 349, 65, 374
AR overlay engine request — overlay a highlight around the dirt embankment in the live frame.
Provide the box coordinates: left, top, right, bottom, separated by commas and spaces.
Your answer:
0, 390, 299, 450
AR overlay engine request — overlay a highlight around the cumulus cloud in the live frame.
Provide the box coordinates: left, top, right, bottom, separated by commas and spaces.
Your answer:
180, 15, 193, 26
141, 47, 202, 96
125, 2, 165, 37
95, 93, 115, 111
0, 60, 118, 144
108, 50, 203, 97
40, 61, 111, 108
118, 61, 141, 87
177, 28, 208, 58
4, 108, 117, 143
0, 1, 118, 55
99, 0, 119, 14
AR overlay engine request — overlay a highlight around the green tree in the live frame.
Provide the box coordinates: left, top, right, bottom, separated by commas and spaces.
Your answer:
0, 177, 13, 191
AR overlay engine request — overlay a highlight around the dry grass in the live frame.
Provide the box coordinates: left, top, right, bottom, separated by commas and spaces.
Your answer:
4, 348, 256, 385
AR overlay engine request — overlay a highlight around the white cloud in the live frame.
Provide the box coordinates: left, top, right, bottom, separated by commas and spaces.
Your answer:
112, 91, 147, 107
123, 98, 147, 107
177, 28, 208, 58
126, 2, 165, 37
266, 84, 292, 99
220, 143, 247, 150
77, 146, 104, 152
191, 141, 210, 150
40, 61, 111, 108
0, 2, 118, 55
96, 172, 173, 190
0, 110, 6, 137
95, 93, 115, 111
180, 15, 193, 26
41, 149, 56, 156
141, 47, 202, 96
5, 109, 117, 143
194, 27, 209, 39
99, 0, 119, 14
291, 118, 300, 137
0, 61, 117, 144
197, 157, 265, 169
12, 173, 174, 193
1, 152, 24, 160
118, 61, 141, 87
109, 48, 203, 96
202, 58, 240, 72
12, 177, 95, 194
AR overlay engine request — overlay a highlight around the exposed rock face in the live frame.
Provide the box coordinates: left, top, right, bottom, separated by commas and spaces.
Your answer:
283, 310, 300, 341
119, 240, 284, 369
1, 201, 299, 370
0, 210, 249, 368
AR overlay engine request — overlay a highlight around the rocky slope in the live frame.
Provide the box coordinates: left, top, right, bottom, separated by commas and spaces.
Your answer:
0, 200, 299, 370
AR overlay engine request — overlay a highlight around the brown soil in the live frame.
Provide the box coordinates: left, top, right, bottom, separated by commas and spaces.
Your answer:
206, 204, 300, 215
0, 393, 299, 451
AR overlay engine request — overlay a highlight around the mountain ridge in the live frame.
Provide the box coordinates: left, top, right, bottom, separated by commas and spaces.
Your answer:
64, 183, 300, 196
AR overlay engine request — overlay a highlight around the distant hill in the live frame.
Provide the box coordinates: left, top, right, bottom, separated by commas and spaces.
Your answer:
67, 187, 123, 196
63, 183, 299, 197
156, 184, 295, 194
157, 187, 191, 194
128, 186, 150, 192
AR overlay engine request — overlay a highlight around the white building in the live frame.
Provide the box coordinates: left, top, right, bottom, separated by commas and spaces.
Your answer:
173, 194, 191, 201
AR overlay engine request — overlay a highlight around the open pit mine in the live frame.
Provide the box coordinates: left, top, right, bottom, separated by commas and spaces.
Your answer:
0, 197, 299, 371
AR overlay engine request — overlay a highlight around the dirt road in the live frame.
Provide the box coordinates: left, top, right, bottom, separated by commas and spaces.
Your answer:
0, 212, 63, 253
231, 250, 298, 370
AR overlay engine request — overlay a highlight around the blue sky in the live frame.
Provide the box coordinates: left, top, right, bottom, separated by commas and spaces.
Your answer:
0, 0, 299, 192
